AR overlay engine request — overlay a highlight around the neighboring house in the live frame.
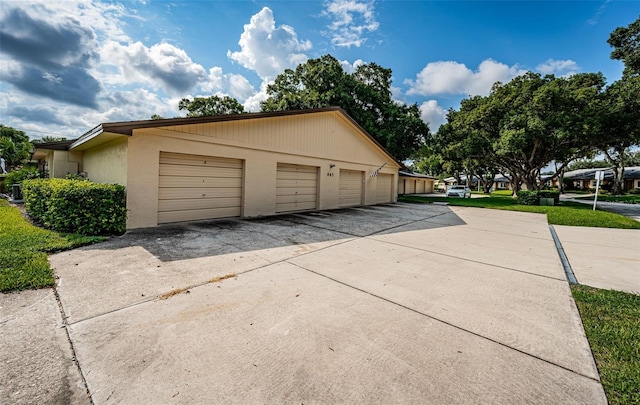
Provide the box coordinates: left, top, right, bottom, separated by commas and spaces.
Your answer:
31, 139, 80, 178
33, 107, 401, 229
398, 170, 437, 194
443, 174, 513, 191
561, 167, 640, 191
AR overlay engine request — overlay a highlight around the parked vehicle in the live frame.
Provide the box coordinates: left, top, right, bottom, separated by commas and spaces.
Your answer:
446, 185, 472, 198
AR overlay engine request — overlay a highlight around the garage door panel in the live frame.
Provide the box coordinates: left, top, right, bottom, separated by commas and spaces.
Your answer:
275, 202, 317, 212
416, 180, 425, 194
376, 174, 393, 203
159, 164, 242, 178
159, 153, 242, 169
159, 187, 241, 200
276, 187, 317, 196
339, 169, 363, 207
158, 152, 243, 224
276, 194, 317, 204
158, 207, 241, 224
159, 176, 242, 188
276, 171, 318, 180
405, 180, 415, 194
276, 163, 318, 213
276, 179, 318, 188
158, 197, 241, 212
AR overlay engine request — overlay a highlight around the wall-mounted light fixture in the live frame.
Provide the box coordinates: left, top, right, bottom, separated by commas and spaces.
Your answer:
329, 164, 335, 168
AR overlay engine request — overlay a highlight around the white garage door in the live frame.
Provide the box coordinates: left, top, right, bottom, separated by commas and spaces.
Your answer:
276, 163, 318, 213
376, 173, 393, 203
416, 180, 425, 194
158, 152, 243, 224
339, 169, 363, 207
405, 179, 416, 194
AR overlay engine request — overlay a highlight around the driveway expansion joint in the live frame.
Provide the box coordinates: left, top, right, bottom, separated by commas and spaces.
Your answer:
549, 225, 578, 285
369, 237, 566, 283
52, 284, 95, 405
287, 261, 601, 384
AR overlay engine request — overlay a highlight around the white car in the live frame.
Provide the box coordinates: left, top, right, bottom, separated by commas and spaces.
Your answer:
446, 185, 472, 198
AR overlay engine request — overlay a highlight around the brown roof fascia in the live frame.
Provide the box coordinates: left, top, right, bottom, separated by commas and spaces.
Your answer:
72, 107, 402, 166
33, 139, 77, 151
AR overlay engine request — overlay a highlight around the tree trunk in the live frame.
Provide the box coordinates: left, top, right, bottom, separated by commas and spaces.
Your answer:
604, 145, 627, 196
510, 172, 521, 197
612, 158, 625, 195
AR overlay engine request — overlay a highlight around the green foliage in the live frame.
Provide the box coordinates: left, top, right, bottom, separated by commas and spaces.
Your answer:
572, 285, 640, 404
516, 190, 539, 205
4, 166, 42, 186
0, 199, 105, 292
261, 54, 429, 161
596, 74, 640, 195
179, 95, 245, 117
22, 178, 127, 235
608, 15, 640, 76
437, 72, 605, 192
1, 124, 32, 171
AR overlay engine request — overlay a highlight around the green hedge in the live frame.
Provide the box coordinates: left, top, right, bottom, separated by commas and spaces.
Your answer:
516, 190, 539, 205
22, 178, 126, 235
517, 190, 561, 206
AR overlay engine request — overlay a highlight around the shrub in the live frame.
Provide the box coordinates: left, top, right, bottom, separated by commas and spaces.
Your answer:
4, 166, 41, 187
516, 190, 539, 205
630, 188, 640, 195
22, 178, 126, 235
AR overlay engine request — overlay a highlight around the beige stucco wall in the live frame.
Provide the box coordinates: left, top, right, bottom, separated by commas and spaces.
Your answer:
82, 137, 128, 185
47, 150, 83, 178
125, 111, 399, 229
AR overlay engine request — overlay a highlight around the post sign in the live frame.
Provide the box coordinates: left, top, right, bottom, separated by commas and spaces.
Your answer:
593, 171, 604, 210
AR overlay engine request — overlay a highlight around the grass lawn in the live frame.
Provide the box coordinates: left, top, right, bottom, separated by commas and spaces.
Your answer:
571, 285, 640, 405
399, 194, 640, 229
575, 195, 640, 204
0, 199, 106, 292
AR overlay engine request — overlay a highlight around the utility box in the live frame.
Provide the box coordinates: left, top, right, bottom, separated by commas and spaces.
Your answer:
11, 184, 23, 201
539, 197, 555, 206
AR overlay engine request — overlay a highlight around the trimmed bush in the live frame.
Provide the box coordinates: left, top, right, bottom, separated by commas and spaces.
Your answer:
4, 166, 41, 187
22, 178, 126, 235
516, 190, 539, 205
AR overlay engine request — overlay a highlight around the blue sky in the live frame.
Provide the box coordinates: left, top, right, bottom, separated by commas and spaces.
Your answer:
0, 0, 637, 139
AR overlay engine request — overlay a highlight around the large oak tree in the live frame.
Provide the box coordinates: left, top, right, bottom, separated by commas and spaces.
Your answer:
260, 55, 429, 161
438, 72, 604, 193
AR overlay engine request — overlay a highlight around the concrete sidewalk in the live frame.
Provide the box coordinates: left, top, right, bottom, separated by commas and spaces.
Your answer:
553, 225, 640, 294
2, 204, 607, 404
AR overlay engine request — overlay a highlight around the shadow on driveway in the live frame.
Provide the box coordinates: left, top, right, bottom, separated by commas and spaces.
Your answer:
92, 204, 465, 262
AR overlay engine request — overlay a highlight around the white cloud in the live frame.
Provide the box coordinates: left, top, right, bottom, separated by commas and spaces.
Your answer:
242, 80, 271, 112
101, 41, 208, 95
419, 100, 447, 133
227, 7, 312, 81
340, 58, 365, 73
322, 0, 379, 47
198, 67, 256, 102
406, 59, 527, 97
536, 59, 580, 77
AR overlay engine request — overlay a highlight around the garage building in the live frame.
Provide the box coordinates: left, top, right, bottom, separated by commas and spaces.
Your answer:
34, 108, 401, 229
398, 170, 437, 195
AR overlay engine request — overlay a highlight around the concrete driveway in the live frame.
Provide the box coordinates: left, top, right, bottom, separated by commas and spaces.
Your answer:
5, 203, 607, 404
